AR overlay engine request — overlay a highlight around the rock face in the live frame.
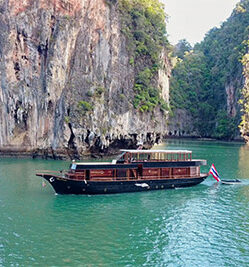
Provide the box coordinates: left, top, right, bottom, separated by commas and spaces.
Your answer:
168, 109, 198, 138
0, 0, 171, 158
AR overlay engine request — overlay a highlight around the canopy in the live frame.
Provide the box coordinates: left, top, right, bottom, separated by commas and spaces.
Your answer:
120, 149, 192, 154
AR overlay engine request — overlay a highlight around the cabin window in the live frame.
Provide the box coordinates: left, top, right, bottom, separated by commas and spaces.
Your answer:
172, 168, 188, 176
129, 169, 137, 179
91, 170, 113, 178
190, 167, 197, 176
143, 168, 159, 177
161, 168, 170, 177
117, 169, 127, 178
71, 164, 76, 170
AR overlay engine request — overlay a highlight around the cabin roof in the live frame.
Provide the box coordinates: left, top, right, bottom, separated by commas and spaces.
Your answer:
120, 149, 192, 153
73, 162, 111, 166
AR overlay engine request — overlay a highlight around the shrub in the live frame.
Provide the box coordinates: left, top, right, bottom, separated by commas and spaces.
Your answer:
78, 101, 93, 112
96, 87, 105, 96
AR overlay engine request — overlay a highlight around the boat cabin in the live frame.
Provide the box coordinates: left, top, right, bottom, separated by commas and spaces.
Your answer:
65, 150, 205, 182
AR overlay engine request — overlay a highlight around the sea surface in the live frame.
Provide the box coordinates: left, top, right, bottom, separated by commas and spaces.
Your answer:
0, 140, 249, 266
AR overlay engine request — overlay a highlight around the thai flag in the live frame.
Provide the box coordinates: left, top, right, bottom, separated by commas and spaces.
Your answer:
209, 164, 221, 182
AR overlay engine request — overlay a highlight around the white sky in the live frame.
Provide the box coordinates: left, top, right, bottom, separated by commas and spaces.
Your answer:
162, 0, 239, 46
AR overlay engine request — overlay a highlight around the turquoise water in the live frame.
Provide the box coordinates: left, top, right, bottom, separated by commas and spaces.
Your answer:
0, 140, 249, 266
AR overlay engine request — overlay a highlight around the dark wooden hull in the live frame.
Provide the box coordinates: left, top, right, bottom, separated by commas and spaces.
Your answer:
38, 174, 209, 195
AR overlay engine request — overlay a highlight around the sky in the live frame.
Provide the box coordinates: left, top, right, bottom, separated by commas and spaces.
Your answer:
162, 0, 240, 46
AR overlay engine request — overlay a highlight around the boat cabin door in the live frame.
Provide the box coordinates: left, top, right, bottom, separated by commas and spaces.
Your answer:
137, 164, 143, 177
86, 170, 90, 180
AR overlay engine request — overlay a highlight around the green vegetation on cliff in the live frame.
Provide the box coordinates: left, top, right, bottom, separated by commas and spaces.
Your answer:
170, 0, 249, 140
240, 49, 249, 141
117, 0, 169, 112
172, 39, 192, 60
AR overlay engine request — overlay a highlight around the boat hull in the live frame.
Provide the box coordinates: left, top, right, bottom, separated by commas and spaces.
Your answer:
38, 174, 208, 195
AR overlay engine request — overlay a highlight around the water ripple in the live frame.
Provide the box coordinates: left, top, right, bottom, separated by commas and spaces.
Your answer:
1, 143, 249, 266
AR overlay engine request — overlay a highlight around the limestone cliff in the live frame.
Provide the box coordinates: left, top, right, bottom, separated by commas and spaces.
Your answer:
0, 0, 171, 158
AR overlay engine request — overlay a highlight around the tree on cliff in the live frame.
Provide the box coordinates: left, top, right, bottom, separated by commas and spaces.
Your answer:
173, 39, 192, 60
170, 0, 249, 140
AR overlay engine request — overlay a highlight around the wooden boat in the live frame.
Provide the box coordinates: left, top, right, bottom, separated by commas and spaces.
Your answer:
36, 149, 209, 195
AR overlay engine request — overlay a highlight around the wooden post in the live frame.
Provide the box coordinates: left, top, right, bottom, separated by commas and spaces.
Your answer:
125, 153, 128, 163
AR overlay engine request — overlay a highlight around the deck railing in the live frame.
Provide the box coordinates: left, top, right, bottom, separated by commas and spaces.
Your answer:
125, 152, 193, 162
63, 173, 206, 181
37, 169, 206, 182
